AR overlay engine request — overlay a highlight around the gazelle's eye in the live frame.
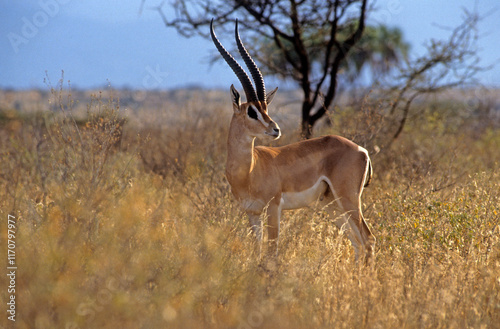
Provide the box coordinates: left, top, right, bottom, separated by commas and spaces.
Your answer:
247, 106, 258, 120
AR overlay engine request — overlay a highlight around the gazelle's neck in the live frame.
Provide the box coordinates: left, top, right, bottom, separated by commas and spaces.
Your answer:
226, 117, 255, 187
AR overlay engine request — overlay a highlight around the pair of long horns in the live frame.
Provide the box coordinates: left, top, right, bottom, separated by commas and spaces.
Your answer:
210, 19, 266, 103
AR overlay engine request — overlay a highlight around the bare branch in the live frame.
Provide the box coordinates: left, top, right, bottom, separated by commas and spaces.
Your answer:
383, 10, 485, 143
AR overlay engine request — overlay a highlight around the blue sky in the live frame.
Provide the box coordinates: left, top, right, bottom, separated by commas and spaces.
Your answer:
1, 0, 499, 90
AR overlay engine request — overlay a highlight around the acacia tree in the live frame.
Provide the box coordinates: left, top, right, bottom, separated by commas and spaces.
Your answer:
149, 0, 371, 138
256, 23, 409, 103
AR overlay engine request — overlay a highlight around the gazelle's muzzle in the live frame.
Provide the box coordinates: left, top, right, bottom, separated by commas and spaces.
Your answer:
265, 121, 281, 139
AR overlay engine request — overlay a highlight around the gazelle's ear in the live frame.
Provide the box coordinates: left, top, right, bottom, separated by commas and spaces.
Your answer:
266, 87, 278, 105
230, 84, 241, 113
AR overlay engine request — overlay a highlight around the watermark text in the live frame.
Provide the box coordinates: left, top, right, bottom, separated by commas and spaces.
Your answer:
6, 214, 17, 322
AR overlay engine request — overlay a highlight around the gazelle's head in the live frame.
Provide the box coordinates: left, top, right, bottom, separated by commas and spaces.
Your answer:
211, 19, 281, 140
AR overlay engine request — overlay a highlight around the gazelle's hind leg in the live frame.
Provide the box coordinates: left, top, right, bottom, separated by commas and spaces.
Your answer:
324, 181, 375, 263
325, 202, 365, 261
338, 198, 375, 263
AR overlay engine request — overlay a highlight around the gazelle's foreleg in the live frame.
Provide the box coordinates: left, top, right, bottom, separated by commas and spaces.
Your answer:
247, 212, 262, 256
265, 200, 282, 257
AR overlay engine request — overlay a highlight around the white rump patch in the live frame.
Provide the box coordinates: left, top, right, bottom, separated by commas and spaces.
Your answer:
357, 145, 371, 186
358, 145, 369, 156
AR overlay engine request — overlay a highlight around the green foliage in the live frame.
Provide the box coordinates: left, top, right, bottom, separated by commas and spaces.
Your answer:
256, 24, 409, 84
343, 25, 409, 81
0, 89, 498, 328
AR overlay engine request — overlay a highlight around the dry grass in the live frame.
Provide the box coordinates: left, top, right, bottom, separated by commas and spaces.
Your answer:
0, 87, 499, 328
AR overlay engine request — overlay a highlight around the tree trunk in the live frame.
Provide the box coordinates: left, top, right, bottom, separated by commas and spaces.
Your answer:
300, 100, 314, 139
299, 0, 367, 139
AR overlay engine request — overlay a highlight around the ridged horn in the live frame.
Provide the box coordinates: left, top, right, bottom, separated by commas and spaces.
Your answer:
210, 19, 258, 103
235, 19, 266, 103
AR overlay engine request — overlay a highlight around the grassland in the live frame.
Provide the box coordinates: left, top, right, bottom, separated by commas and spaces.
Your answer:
0, 86, 499, 328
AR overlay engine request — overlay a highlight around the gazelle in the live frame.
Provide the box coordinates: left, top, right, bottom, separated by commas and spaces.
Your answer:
210, 19, 375, 262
